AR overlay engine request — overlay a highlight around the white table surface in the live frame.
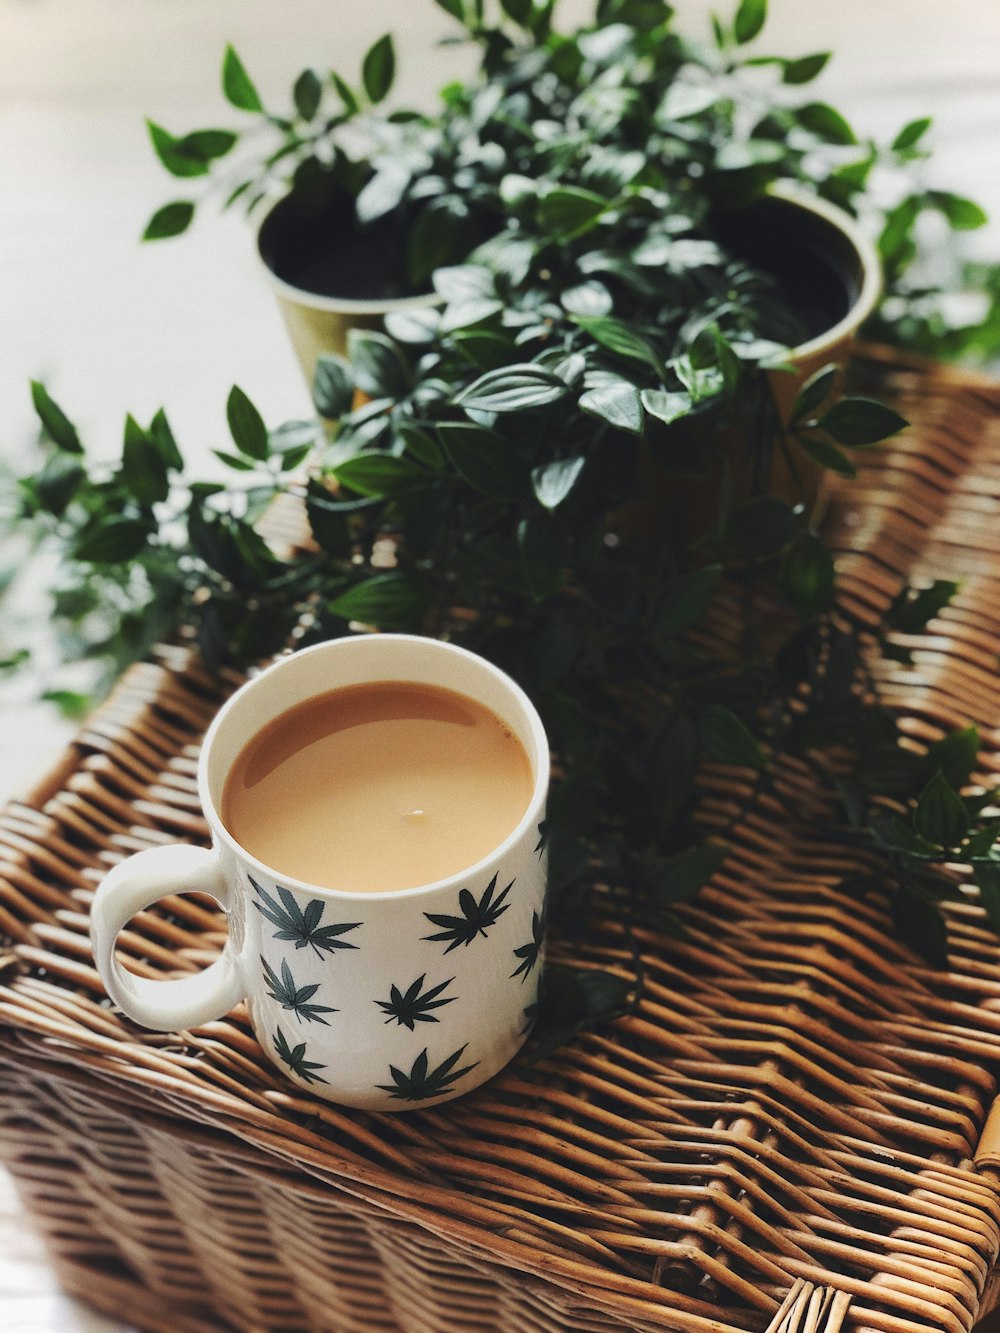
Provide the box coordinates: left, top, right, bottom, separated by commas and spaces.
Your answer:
1, 1, 998, 1328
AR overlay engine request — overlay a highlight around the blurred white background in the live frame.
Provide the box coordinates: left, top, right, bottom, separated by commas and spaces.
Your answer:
1, 1, 998, 1328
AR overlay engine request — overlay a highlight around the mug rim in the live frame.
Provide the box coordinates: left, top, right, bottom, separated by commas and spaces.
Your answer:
197, 634, 550, 902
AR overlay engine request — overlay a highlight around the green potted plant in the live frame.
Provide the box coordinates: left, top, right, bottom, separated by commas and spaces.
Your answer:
143, 0, 990, 392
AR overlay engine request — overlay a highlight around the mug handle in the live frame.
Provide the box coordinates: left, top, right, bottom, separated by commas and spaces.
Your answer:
91, 844, 245, 1031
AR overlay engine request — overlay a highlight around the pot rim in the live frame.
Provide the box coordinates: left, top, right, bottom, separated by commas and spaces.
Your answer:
765, 181, 883, 362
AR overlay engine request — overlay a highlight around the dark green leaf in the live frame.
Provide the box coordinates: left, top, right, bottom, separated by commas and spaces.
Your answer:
334, 453, 429, 497
438, 423, 528, 499
31, 381, 82, 452
73, 517, 150, 564
407, 198, 470, 286
146, 122, 234, 177
362, 34, 395, 104
914, 770, 968, 848
455, 365, 568, 414
293, 68, 322, 120
891, 117, 932, 152
33, 453, 84, 517
433, 0, 465, 17
791, 363, 838, 423
733, 0, 767, 44
819, 397, 908, 446
122, 415, 170, 505
781, 51, 830, 84
347, 329, 410, 398
654, 567, 721, 636
869, 813, 938, 858
572, 316, 662, 373
650, 843, 727, 905
328, 574, 427, 628
797, 434, 856, 477
781, 530, 835, 618
797, 102, 856, 145
923, 726, 979, 791
331, 71, 360, 115
648, 709, 700, 832
517, 512, 565, 602
887, 580, 959, 633
226, 385, 269, 460
142, 200, 195, 241
890, 888, 947, 965
531, 457, 585, 510
499, 0, 532, 22
222, 44, 263, 112
698, 704, 765, 770
696, 496, 798, 562
538, 186, 608, 237
974, 862, 1000, 935
312, 355, 355, 419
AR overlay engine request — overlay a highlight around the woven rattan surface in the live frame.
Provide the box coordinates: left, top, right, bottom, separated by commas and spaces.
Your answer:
3, 346, 1000, 1333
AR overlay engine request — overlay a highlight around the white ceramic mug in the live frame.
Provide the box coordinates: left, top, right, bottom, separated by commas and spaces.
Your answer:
91, 635, 549, 1111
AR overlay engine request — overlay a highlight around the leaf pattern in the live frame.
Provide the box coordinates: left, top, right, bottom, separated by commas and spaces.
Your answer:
510, 909, 544, 981
261, 955, 338, 1024
423, 873, 512, 952
272, 1025, 329, 1085
376, 974, 456, 1030
251, 875, 361, 959
376, 1045, 479, 1102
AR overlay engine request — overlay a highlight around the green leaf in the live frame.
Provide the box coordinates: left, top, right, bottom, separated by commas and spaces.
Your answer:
973, 862, 1000, 935
657, 83, 718, 122
146, 122, 235, 177
914, 770, 969, 848
30, 381, 82, 452
781, 51, 830, 84
781, 530, 835, 619
791, 364, 838, 423
797, 435, 856, 477
226, 385, 269, 460
499, 0, 532, 22
648, 709, 700, 833
650, 843, 727, 905
797, 102, 857, 145
890, 889, 947, 966
518, 512, 566, 601
328, 574, 427, 628
222, 45, 263, 112
72, 517, 150, 564
362, 34, 395, 104
334, 453, 429, 497
149, 409, 184, 471
33, 453, 84, 517
578, 381, 643, 434
891, 117, 932, 152
923, 726, 979, 791
122, 415, 170, 506
886, 580, 958, 633
532, 457, 586, 510
142, 200, 195, 241
696, 495, 798, 562
356, 163, 411, 225
347, 329, 410, 398
928, 191, 989, 231
561, 281, 613, 318
293, 68, 322, 120
438, 423, 528, 499
538, 186, 608, 237
698, 704, 765, 770
819, 398, 908, 446
654, 567, 721, 636
572, 316, 662, 373
733, 0, 767, 44
640, 388, 694, 426
455, 365, 568, 414
312, 355, 355, 419
331, 71, 360, 115
433, 0, 465, 19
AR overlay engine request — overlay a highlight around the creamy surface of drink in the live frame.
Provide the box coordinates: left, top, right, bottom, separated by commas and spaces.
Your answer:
222, 681, 533, 892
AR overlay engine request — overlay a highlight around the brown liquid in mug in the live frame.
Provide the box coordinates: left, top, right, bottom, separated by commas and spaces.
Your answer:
221, 681, 533, 893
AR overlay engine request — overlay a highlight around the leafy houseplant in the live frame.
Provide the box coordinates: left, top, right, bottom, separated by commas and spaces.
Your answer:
5, 0, 1000, 1033
145, 0, 996, 369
